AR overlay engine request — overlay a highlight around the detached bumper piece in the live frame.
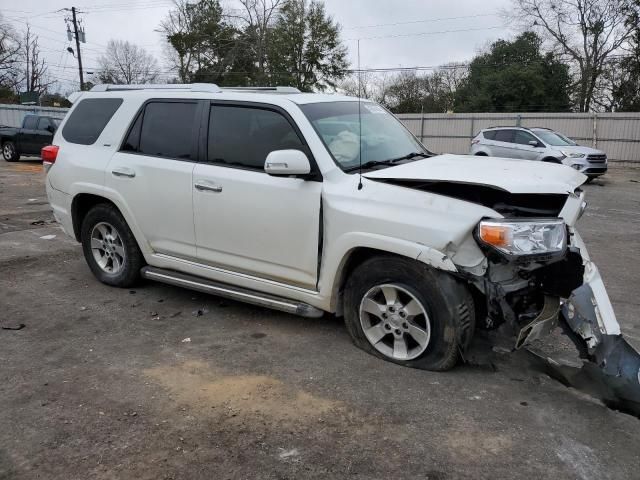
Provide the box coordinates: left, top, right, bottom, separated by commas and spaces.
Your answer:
562, 280, 640, 416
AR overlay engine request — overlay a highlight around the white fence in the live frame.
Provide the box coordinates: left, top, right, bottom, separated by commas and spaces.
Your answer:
396, 112, 640, 164
1, 104, 638, 164
0, 104, 68, 128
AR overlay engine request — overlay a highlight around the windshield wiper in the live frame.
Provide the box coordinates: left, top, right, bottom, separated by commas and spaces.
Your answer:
343, 152, 428, 172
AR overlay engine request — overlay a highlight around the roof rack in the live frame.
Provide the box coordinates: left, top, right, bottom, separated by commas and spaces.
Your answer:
528, 126, 553, 130
486, 125, 526, 130
90, 83, 222, 93
220, 86, 301, 94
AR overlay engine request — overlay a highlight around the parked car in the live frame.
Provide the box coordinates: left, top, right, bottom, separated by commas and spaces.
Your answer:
44, 84, 639, 405
1, 114, 61, 161
470, 126, 607, 180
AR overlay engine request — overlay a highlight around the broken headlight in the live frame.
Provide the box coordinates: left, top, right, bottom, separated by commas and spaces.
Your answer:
478, 218, 566, 256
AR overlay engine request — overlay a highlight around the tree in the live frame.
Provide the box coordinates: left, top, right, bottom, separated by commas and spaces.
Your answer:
0, 13, 20, 92
21, 25, 52, 95
611, 0, 640, 110
454, 32, 571, 112
268, 0, 348, 91
97, 40, 160, 84
511, 0, 636, 112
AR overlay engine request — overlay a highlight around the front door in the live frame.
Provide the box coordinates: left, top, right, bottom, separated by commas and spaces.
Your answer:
106, 100, 201, 260
193, 103, 322, 289
512, 130, 542, 160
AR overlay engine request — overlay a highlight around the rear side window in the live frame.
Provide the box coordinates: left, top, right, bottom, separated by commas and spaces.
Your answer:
23, 116, 38, 129
482, 130, 496, 140
494, 129, 515, 143
37, 117, 50, 130
122, 101, 197, 160
207, 105, 304, 170
62, 98, 123, 145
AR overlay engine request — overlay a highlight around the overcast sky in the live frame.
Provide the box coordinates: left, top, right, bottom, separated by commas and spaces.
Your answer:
0, 0, 514, 92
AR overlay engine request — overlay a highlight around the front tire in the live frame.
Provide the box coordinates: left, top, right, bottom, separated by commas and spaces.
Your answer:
81, 204, 144, 287
344, 255, 475, 371
2, 141, 19, 161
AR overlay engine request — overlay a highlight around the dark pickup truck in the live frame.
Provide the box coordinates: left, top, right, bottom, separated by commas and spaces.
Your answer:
1, 114, 61, 162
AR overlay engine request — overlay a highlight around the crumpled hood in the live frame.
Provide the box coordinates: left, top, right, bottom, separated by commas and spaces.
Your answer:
363, 154, 587, 194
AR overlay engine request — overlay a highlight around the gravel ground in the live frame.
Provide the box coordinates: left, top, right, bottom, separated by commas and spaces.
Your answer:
1, 160, 639, 480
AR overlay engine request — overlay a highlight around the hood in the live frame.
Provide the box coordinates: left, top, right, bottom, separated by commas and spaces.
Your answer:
363, 154, 586, 194
549, 145, 605, 156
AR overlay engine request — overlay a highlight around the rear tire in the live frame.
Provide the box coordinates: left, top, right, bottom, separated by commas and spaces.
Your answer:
81, 204, 144, 287
2, 141, 19, 162
343, 255, 475, 371
475, 152, 488, 156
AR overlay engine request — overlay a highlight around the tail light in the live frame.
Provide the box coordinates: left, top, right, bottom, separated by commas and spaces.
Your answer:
41, 145, 59, 168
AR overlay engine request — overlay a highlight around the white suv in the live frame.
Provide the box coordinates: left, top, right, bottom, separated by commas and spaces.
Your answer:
44, 84, 639, 393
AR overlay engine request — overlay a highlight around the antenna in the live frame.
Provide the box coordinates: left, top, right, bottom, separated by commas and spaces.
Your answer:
357, 39, 363, 191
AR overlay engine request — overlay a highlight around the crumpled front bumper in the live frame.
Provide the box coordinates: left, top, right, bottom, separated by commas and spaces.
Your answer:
560, 229, 640, 413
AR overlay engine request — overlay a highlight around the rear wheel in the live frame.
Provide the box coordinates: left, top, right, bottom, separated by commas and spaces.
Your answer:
2, 141, 19, 162
344, 255, 475, 371
81, 204, 144, 287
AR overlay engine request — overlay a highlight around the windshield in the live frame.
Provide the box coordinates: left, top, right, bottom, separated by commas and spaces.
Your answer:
534, 130, 577, 146
300, 101, 429, 171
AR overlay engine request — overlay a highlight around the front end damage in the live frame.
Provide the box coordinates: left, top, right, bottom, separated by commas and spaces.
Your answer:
467, 205, 640, 415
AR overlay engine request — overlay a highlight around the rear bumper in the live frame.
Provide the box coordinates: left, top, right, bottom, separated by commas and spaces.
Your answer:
45, 176, 74, 238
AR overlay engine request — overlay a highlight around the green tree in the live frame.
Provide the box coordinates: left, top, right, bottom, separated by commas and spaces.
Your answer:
268, 0, 348, 91
454, 32, 571, 112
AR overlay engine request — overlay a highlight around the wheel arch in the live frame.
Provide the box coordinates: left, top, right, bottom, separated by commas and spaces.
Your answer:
542, 156, 562, 163
327, 240, 457, 316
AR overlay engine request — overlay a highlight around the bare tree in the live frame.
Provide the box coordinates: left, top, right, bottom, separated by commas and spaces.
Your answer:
21, 25, 52, 95
0, 13, 21, 91
159, 0, 199, 82
337, 71, 391, 104
234, 0, 282, 82
511, 0, 636, 111
97, 40, 160, 84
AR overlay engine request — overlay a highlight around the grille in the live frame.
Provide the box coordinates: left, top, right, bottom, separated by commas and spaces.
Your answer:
587, 154, 607, 163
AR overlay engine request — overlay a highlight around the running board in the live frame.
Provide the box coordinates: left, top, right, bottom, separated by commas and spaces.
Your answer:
140, 266, 324, 318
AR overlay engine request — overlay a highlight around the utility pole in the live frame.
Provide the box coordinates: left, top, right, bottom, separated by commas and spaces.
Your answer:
71, 7, 84, 90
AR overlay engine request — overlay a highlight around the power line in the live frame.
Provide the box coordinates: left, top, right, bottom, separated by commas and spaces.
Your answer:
343, 12, 500, 30
346, 25, 506, 42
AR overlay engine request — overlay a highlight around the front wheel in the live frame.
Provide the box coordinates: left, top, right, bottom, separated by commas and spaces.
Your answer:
81, 204, 145, 287
2, 141, 19, 161
344, 255, 475, 371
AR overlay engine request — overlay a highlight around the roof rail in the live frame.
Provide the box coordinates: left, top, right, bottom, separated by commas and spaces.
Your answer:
220, 86, 301, 94
486, 125, 529, 130
90, 83, 222, 93
528, 126, 553, 130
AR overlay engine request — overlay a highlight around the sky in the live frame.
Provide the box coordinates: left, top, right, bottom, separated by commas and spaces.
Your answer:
0, 0, 514, 93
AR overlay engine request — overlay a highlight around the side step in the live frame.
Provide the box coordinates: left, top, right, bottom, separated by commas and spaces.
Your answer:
140, 266, 324, 318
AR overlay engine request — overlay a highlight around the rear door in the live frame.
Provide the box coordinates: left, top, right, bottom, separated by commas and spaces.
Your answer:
492, 129, 518, 158
192, 102, 322, 289
19, 116, 39, 153
106, 99, 201, 259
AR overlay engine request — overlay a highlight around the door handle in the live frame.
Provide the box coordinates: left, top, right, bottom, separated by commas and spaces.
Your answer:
194, 181, 222, 193
111, 167, 136, 178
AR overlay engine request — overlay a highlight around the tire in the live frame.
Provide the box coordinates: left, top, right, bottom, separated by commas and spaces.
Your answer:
343, 255, 475, 371
475, 152, 488, 156
2, 141, 20, 162
80, 203, 145, 287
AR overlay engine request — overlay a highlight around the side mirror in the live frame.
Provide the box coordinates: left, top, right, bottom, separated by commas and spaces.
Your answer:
264, 149, 311, 177
528, 140, 540, 147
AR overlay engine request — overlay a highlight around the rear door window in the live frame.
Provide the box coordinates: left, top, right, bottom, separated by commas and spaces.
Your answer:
23, 116, 38, 130
37, 117, 50, 131
207, 105, 304, 170
494, 129, 515, 143
122, 101, 198, 160
483, 130, 497, 140
62, 98, 123, 145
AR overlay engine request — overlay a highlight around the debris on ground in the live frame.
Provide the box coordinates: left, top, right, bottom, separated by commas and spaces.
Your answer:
192, 308, 209, 317
181, 338, 191, 343
278, 448, 300, 461
30, 220, 45, 226
39, 234, 56, 240
1, 323, 26, 330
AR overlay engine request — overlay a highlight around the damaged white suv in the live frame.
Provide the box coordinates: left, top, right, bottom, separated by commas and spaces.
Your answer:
45, 84, 639, 405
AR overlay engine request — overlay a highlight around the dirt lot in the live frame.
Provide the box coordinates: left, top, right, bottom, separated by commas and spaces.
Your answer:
1, 159, 640, 480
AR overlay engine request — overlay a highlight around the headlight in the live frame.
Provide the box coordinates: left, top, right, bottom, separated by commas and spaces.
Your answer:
560, 150, 585, 158
478, 218, 566, 256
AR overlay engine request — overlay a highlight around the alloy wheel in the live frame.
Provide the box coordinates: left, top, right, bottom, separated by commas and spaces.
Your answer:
359, 284, 431, 361
90, 222, 126, 274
